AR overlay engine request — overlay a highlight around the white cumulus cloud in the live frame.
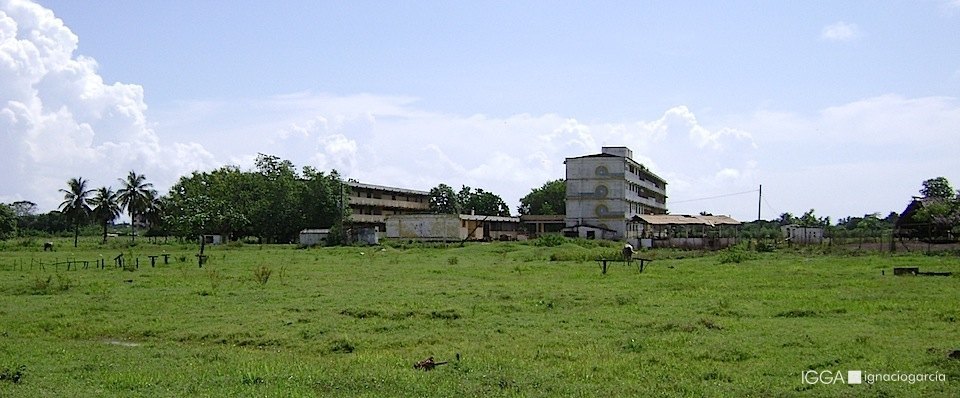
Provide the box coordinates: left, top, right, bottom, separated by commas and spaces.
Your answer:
0, 0, 217, 210
217, 96, 760, 217
820, 21, 863, 42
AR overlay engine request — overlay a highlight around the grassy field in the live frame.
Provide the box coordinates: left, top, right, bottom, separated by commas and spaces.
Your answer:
0, 237, 958, 397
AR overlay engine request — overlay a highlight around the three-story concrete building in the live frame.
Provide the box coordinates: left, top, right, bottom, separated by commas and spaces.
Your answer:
346, 181, 431, 230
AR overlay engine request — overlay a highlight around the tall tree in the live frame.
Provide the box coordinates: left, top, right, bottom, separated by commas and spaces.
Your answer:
142, 191, 167, 239
920, 177, 954, 199
0, 204, 16, 240
429, 183, 460, 214
89, 187, 122, 244
117, 171, 157, 243
302, 167, 347, 228
10, 200, 37, 218
164, 167, 252, 240
58, 177, 93, 247
459, 186, 511, 216
518, 179, 566, 215
249, 154, 303, 243
777, 212, 797, 226
799, 209, 829, 227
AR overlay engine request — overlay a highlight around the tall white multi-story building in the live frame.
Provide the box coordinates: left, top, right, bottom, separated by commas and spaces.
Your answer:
564, 146, 667, 240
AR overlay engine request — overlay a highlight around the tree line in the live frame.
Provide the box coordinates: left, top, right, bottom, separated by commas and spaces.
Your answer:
164, 154, 346, 244
2, 167, 955, 244
0, 154, 346, 246
424, 178, 566, 218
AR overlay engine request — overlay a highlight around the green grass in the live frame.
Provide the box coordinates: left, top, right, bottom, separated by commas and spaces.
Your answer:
0, 237, 958, 397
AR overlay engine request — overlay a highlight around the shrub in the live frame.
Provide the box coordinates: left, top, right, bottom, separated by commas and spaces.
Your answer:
253, 265, 272, 285
429, 309, 461, 320
0, 365, 26, 384
534, 234, 566, 247
621, 338, 644, 353
207, 269, 221, 292
755, 240, 776, 253
26, 274, 72, 295
28, 276, 52, 295
328, 338, 355, 353
717, 244, 755, 264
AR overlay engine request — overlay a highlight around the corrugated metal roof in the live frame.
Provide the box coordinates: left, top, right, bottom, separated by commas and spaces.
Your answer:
460, 214, 520, 223
345, 181, 431, 196
635, 214, 740, 226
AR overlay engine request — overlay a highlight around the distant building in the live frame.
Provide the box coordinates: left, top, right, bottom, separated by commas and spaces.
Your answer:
564, 146, 667, 240
781, 224, 823, 244
385, 213, 521, 241
346, 181, 431, 231
520, 214, 565, 237
201, 234, 223, 245
895, 197, 958, 242
299, 229, 330, 246
635, 214, 741, 249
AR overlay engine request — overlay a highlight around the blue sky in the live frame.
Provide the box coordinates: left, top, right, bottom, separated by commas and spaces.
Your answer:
3, 0, 960, 222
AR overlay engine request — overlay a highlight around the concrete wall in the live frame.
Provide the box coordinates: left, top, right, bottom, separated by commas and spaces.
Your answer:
386, 214, 462, 241
299, 231, 329, 246
782, 225, 824, 244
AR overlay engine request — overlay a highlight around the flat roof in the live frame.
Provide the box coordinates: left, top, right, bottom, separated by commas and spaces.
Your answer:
520, 214, 565, 222
345, 181, 430, 196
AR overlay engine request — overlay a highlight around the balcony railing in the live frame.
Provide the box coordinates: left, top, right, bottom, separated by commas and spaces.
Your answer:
349, 196, 430, 210
349, 214, 385, 223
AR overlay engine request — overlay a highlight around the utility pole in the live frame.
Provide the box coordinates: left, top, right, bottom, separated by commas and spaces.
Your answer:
757, 184, 762, 222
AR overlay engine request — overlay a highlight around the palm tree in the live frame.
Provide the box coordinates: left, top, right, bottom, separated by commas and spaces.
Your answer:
89, 187, 122, 244
141, 191, 166, 242
59, 177, 93, 247
117, 171, 156, 243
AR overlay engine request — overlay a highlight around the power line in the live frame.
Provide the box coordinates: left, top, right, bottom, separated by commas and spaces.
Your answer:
762, 197, 779, 218
670, 189, 760, 204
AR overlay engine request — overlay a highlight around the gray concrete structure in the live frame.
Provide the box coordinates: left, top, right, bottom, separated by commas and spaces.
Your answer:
386, 213, 521, 241
781, 224, 824, 244
298, 229, 330, 246
564, 146, 667, 240
346, 181, 431, 229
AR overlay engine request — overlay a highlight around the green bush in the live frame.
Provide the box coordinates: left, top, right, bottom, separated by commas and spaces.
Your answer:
755, 241, 776, 253
0, 365, 26, 384
534, 234, 567, 247
717, 244, 755, 264
253, 265, 272, 285
26, 274, 72, 295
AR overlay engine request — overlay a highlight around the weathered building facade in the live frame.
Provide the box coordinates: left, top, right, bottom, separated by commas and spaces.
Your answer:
564, 147, 668, 240
385, 213, 521, 241
781, 224, 824, 244
346, 181, 431, 230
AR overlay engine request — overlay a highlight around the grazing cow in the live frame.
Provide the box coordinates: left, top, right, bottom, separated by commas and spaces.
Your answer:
622, 243, 634, 264
43, 242, 54, 251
